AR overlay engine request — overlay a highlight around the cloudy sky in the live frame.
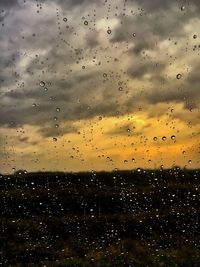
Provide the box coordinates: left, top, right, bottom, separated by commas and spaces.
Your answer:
0, 0, 200, 173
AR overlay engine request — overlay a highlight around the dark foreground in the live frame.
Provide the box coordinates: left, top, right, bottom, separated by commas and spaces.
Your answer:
0, 168, 199, 266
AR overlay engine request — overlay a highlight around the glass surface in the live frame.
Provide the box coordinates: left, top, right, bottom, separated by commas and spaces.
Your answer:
0, 0, 199, 266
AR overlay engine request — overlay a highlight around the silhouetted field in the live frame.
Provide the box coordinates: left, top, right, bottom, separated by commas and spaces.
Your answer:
0, 168, 199, 266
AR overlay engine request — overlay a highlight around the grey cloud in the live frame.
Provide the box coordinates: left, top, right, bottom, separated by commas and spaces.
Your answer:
0, 0, 18, 8
37, 122, 78, 138
85, 30, 100, 49
111, 2, 198, 55
52, 0, 101, 9
18, 136, 29, 142
187, 64, 200, 86
0, 66, 120, 136
106, 122, 142, 137
127, 61, 166, 79
131, 0, 200, 12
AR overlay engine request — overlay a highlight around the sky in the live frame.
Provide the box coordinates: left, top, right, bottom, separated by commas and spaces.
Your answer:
0, 0, 200, 174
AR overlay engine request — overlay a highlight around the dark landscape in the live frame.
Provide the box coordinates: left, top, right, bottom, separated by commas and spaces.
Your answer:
0, 168, 199, 266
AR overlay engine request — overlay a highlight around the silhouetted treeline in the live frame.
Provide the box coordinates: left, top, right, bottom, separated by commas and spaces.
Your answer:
0, 168, 199, 266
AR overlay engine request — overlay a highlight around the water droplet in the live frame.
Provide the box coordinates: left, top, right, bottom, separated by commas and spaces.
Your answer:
54, 117, 58, 121
103, 73, 107, 78
188, 160, 192, 164
32, 103, 37, 107
193, 34, 197, 39
171, 135, 176, 140
55, 124, 59, 128
153, 137, 157, 141
39, 81, 45, 87
181, 6, 185, 11
53, 137, 57, 142
56, 107, 60, 112
118, 87, 123, 91
132, 158, 135, 162
176, 73, 182, 79
124, 159, 128, 163
137, 168, 141, 172
84, 20, 88, 25
107, 29, 111, 34
132, 33, 136, 37
162, 136, 166, 141
98, 116, 102, 120
63, 17, 67, 22
44, 87, 48, 91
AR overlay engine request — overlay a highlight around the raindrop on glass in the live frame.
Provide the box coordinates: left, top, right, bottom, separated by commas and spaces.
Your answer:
39, 81, 45, 87
176, 73, 182, 79
171, 135, 176, 140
